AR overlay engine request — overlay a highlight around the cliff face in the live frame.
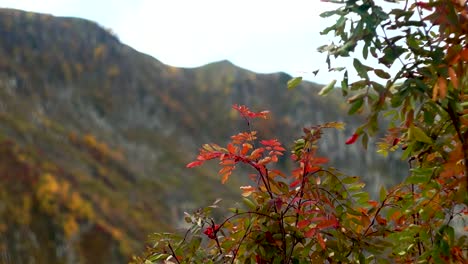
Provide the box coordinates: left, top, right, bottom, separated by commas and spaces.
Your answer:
0, 8, 405, 263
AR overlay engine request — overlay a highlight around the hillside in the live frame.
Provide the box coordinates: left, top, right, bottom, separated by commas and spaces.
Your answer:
0, 8, 406, 263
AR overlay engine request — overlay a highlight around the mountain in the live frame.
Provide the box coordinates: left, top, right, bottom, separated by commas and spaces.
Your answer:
0, 8, 406, 263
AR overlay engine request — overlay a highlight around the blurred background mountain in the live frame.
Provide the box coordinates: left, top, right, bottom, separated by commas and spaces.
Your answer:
0, 8, 406, 263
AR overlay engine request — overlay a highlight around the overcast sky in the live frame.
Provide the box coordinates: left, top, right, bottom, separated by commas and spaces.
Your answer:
0, 0, 393, 84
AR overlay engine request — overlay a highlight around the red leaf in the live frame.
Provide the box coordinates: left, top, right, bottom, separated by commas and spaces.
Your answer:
260, 139, 281, 147
297, 220, 311, 229
415, 1, 432, 10
304, 165, 320, 174
304, 228, 317, 238
317, 218, 339, 229
345, 133, 359, 145
186, 161, 203, 168
317, 233, 326, 249
312, 157, 328, 165
290, 179, 301, 188
232, 104, 269, 119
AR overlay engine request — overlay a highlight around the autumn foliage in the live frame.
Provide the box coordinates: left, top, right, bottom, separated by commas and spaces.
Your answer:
135, 101, 467, 263
136, 1, 468, 263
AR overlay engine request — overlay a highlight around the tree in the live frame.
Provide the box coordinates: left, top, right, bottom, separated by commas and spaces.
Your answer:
134, 1, 467, 263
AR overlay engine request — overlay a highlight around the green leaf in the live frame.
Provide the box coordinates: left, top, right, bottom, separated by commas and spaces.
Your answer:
348, 98, 364, 114
379, 185, 387, 202
318, 79, 337, 96
341, 70, 349, 96
353, 58, 373, 79
287, 77, 302, 90
188, 236, 202, 252
363, 43, 369, 59
320, 10, 336, 18
361, 132, 369, 150
374, 69, 391, 79
406, 168, 433, 184
379, 46, 406, 67
342, 176, 359, 184
242, 197, 257, 210
336, 41, 357, 56
409, 124, 433, 144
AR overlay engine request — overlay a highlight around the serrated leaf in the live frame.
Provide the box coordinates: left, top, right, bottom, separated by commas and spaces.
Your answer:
287, 77, 303, 90
318, 79, 336, 96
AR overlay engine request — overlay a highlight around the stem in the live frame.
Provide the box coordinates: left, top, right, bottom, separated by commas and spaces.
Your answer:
230, 222, 252, 264
253, 164, 274, 199
167, 243, 181, 264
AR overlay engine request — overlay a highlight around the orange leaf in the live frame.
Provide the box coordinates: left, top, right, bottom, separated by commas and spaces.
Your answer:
221, 171, 232, 184
317, 233, 326, 249
240, 185, 255, 197
432, 80, 439, 100
271, 155, 278, 162
360, 214, 371, 227
460, 48, 468, 61
249, 148, 264, 160
240, 143, 251, 155
220, 159, 236, 165
438, 77, 447, 99
448, 67, 458, 89
227, 143, 236, 154
258, 156, 272, 165
376, 215, 387, 225
219, 166, 232, 175
317, 218, 339, 229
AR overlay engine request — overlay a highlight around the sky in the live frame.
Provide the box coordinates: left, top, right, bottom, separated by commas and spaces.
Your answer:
0, 0, 371, 84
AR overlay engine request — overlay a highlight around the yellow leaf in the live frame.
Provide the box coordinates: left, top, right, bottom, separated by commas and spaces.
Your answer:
409, 124, 433, 144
